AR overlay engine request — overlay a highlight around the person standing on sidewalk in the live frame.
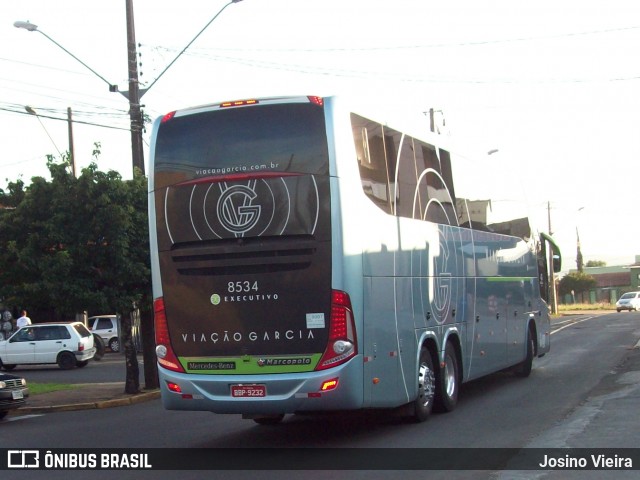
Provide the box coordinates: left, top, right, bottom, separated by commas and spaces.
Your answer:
16, 310, 31, 328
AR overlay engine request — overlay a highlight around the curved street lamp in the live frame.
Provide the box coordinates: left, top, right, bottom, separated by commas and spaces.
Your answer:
15, 0, 244, 177
14, 20, 118, 92
142, 0, 243, 96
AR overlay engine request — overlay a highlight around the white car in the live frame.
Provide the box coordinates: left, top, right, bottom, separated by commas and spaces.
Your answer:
87, 315, 120, 352
0, 322, 96, 370
615, 291, 640, 312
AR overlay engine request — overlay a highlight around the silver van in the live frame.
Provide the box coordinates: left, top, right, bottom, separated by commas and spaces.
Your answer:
88, 315, 120, 352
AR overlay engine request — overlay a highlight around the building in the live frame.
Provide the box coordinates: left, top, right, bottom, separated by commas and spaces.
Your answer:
563, 255, 640, 304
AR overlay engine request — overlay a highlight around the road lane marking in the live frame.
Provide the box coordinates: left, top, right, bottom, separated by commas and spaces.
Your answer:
5, 414, 44, 422
551, 316, 597, 335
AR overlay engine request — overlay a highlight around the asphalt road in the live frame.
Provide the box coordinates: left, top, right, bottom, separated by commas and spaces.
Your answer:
2, 312, 639, 480
6, 351, 140, 385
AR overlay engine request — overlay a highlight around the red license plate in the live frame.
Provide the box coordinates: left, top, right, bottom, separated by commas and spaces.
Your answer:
231, 384, 266, 398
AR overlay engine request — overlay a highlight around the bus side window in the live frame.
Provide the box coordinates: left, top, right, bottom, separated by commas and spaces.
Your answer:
383, 128, 400, 214
352, 115, 392, 214
414, 140, 455, 225
395, 136, 420, 219
437, 149, 457, 223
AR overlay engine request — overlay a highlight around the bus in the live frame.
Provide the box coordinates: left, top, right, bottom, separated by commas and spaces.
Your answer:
148, 95, 561, 424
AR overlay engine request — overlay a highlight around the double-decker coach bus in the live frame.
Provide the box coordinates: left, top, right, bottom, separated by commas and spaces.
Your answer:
148, 95, 561, 424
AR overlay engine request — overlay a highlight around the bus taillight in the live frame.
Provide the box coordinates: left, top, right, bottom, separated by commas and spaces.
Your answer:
316, 290, 357, 371
161, 111, 176, 123
154, 297, 185, 373
220, 99, 259, 108
307, 96, 324, 106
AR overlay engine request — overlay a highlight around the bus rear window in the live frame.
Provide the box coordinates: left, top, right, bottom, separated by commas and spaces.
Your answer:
154, 103, 329, 188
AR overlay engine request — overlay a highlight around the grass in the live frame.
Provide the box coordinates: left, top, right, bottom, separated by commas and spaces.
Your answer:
558, 303, 615, 311
28, 382, 81, 396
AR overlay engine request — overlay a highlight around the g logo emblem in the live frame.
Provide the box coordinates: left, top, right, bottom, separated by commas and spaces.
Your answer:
210, 294, 221, 306
217, 184, 262, 236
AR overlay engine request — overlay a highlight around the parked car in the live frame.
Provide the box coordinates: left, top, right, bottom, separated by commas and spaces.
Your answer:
87, 315, 120, 352
0, 322, 96, 370
615, 291, 640, 312
0, 372, 29, 419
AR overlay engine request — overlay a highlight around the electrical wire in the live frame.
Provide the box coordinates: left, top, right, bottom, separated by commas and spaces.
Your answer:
0, 106, 131, 131
140, 24, 640, 53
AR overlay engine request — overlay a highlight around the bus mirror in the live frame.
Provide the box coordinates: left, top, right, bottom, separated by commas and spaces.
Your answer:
540, 232, 562, 273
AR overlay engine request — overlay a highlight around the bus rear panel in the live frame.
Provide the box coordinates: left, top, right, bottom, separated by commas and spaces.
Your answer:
150, 97, 362, 414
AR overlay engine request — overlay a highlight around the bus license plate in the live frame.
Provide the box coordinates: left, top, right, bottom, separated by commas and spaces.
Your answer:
231, 385, 266, 398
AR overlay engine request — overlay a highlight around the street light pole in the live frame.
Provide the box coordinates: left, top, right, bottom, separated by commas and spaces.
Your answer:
14, 20, 118, 176
123, 0, 244, 174
14, 21, 119, 93
16, 0, 243, 179
140, 0, 243, 97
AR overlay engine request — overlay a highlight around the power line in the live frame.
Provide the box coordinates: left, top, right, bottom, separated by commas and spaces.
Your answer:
0, 106, 130, 131
0, 100, 128, 119
0, 79, 127, 110
141, 24, 640, 54
155, 49, 640, 85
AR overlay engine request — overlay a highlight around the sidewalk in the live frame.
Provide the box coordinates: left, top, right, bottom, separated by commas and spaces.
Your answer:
16, 382, 160, 415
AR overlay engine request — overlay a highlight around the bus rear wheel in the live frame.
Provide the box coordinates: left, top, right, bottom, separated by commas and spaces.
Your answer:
435, 342, 459, 412
515, 327, 535, 378
411, 348, 436, 422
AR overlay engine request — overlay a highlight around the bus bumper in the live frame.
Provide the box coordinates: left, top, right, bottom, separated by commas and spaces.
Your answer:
157, 356, 364, 415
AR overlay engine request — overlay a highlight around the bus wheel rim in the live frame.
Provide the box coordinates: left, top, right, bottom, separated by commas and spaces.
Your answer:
444, 354, 456, 398
418, 362, 435, 407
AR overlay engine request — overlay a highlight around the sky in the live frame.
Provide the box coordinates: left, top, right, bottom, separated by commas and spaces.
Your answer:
1, 0, 639, 269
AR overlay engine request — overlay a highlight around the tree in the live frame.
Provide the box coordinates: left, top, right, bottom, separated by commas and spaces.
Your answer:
585, 260, 607, 268
0, 149, 157, 392
0, 178, 26, 208
558, 271, 597, 303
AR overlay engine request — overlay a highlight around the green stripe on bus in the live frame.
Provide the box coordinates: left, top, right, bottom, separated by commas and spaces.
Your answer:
486, 277, 532, 282
179, 354, 323, 374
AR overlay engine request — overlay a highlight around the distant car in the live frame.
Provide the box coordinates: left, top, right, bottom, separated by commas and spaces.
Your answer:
0, 322, 96, 370
0, 372, 29, 419
615, 292, 640, 312
87, 315, 120, 352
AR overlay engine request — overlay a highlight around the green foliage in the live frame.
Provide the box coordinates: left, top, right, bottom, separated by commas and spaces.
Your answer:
558, 271, 597, 297
0, 149, 150, 320
0, 179, 26, 207
585, 260, 607, 267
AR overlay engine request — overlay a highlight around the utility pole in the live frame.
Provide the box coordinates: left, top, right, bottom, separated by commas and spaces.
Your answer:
125, 0, 145, 176
16, 0, 242, 392
67, 107, 76, 176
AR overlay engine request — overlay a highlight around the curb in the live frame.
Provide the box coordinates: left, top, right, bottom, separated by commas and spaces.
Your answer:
16, 390, 161, 415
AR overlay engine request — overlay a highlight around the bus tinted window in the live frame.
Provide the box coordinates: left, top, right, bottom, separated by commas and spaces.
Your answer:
351, 113, 457, 225
352, 115, 392, 214
395, 136, 420, 219
414, 141, 457, 224
154, 103, 329, 187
